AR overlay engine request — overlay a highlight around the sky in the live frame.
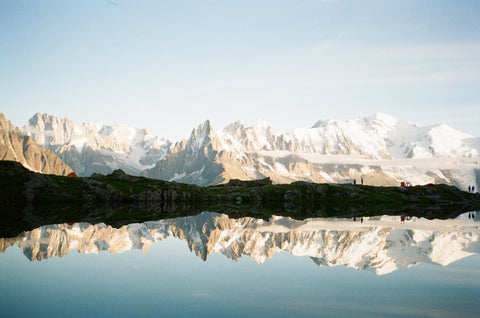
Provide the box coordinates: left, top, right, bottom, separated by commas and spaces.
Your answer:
1, 0, 480, 141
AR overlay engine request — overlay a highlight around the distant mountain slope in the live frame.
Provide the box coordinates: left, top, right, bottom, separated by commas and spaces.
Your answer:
140, 120, 226, 185
23, 113, 171, 176
0, 113, 73, 176
145, 114, 480, 188
21, 112, 480, 188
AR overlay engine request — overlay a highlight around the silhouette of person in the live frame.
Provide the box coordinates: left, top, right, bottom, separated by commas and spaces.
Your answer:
361, 177, 364, 185
473, 186, 475, 193
361, 217, 364, 223
353, 179, 356, 185
468, 186, 471, 193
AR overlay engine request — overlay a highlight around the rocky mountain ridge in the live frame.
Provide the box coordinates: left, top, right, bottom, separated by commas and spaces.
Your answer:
23, 113, 171, 176
20, 113, 480, 188
0, 113, 73, 176
145, 114, 480, 188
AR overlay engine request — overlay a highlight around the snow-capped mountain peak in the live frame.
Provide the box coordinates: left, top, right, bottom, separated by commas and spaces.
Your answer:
311, 118, 330, 128
21, 112, 480, 189
190, 120, 212, 147
146, 114, 479, 187
24, 112, 77, 148
23, 113, 171, 176
252, 119, 273, 131
369, 112, 399, 128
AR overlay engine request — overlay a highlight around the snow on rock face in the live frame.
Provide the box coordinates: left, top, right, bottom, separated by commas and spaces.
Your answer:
147, 113, 480, 188
369, 113, 399, 128
23, 113, 78, 149
0, 113, 74, 176
428, 124, 476, 157
23, 113, 171, 176
215, 116, 392, 157
22, 112, 480, 188
4, 212, 479, 276
189, 120, 212, 151
213, 114, 477, 160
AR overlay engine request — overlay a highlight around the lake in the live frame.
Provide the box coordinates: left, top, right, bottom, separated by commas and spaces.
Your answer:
1, 211, 479, 317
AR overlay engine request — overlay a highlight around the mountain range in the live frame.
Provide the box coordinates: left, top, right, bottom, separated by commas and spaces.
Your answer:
1, 211, 478, 275
0, 113, 72, 176
23, 113, 171, 176
17, 112, 480, 189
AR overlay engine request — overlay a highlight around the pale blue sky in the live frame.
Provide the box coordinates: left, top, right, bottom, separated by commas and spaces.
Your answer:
1, 0, 479, 140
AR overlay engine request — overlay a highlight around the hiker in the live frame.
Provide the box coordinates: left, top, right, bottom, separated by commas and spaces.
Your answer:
361, 177, 364, 185
468, 186, 471, 193
353, 179, 356, 185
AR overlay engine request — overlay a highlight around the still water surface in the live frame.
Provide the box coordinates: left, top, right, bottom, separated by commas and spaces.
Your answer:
1, 212, 479, 317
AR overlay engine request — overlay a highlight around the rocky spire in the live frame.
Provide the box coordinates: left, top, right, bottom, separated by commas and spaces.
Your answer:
0, 113, 74, 176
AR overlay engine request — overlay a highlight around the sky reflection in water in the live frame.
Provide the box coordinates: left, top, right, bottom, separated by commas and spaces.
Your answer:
1, 212, 479, 318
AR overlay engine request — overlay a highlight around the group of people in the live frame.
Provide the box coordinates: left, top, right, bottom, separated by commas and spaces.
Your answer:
468, 186, 476, 193
353, 177, 364, 185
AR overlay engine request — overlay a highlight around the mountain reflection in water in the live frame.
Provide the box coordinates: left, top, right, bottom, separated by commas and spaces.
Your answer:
1, 211, 478, 275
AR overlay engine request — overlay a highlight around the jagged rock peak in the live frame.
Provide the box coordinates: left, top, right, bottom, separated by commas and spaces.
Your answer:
223, 121, 245, 134
22, 113, 172, 177
26, 112, 75, 130
311, 119, 331, 128
252, 119, 275, 133
0, 113, 73, 176
184, 119, 221, 151
192, 120, 212, 136
0, 113, 13, 130
24, 112, 77, 147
